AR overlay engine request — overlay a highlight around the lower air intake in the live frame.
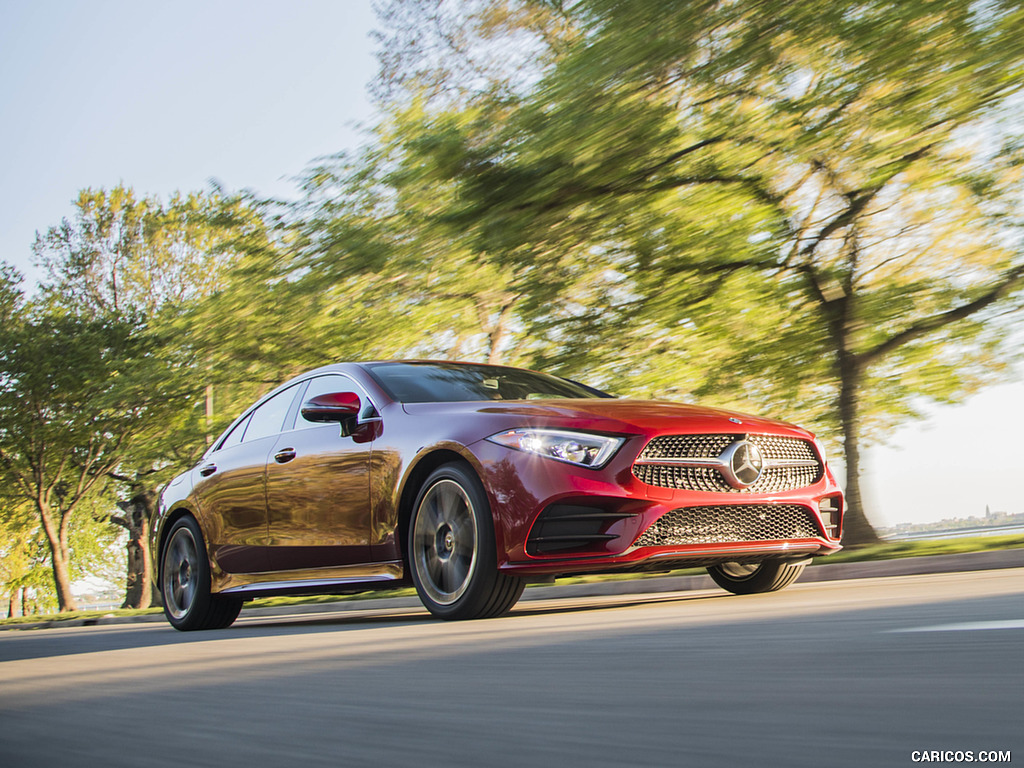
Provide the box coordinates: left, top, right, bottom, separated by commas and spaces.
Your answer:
633, 504, 821, 547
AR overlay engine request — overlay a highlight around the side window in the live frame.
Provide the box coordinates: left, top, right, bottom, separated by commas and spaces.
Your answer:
295, 375, 378, 430
243, 385, 299, 443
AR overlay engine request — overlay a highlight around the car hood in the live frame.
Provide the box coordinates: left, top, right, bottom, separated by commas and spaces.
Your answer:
402, 398, 811, 439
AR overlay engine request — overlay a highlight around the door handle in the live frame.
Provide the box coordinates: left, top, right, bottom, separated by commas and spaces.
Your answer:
274, 448, 297, 464
199, 463, 217, 477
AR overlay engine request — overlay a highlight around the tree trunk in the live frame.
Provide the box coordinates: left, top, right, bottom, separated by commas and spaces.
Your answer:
476, 295, 518, 366
837, 354, 883, 547
487, 302, 515, 365
114, 486, 160, 609
122, 525, 152, 610
51, 551, 77, 611
46, 540, 78, 611
37, 500, 78, 612
205, 382, 215, 446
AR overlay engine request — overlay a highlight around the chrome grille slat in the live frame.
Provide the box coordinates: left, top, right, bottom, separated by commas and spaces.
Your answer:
638, 434, 734, 460
633, 504, 821, 547
633, 433, 823, 493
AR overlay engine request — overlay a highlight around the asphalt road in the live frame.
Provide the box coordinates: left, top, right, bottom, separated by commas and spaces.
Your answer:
1, 570, 1021, 768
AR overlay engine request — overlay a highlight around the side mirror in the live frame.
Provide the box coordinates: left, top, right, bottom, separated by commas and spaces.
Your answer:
301, 392, 361, 426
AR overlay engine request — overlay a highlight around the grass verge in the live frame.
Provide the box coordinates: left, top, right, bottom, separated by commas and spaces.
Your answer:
818, 534, 1024, 563
0, 607, 162, 627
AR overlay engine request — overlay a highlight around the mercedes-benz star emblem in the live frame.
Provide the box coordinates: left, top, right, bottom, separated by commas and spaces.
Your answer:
720, 439, 764, 489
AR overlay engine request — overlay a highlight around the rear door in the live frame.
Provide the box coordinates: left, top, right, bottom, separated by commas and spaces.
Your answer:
192, 384, 301, 574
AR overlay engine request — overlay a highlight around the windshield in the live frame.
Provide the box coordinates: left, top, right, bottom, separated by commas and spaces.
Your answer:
365, 362, 610, 403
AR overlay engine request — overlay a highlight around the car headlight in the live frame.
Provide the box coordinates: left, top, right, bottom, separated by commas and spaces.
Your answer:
486, 428, 624, 469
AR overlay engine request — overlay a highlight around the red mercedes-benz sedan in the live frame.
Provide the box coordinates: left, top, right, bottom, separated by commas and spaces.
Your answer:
153, 361, 843, 630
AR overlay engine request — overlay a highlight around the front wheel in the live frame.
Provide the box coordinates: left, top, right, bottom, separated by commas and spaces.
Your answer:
409, 463, 524, 620
160, 516, 242, 631
707, 559, 807, 595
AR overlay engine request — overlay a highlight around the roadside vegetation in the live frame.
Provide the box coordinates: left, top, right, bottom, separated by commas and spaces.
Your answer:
3, 0, 1024, 615
820, 534, 1024, 563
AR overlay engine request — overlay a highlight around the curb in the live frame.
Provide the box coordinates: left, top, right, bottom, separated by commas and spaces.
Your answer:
4, 548, 1023, 631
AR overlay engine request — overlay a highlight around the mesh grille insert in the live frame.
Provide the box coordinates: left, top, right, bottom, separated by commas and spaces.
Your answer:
633, 504, 821, 548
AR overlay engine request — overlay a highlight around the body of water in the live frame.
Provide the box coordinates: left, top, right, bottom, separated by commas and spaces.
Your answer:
884, 523, 1024, 542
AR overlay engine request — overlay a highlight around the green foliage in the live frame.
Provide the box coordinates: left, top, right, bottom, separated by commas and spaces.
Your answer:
0, 262, 22, 324
34, 186, 244, 317
0, 499, 125, 616
0, 312, 146, 454
371, 0, 578, 108
285, 113, 531, 366
34, 185, 295, 468
0, 290, 157, 609
0, 501, 47, 615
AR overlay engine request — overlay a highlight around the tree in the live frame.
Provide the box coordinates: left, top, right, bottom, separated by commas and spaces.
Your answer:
34, 186, 234, 317
0, 500, 39, 617
371, 0, 577, 109
413, 0, 1024, 544
32, 186, 264, 607
287, 117, 532, 366
0, 292, 154, 611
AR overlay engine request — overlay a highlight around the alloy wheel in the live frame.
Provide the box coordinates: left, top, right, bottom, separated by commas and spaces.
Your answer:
412, 478, 479, 606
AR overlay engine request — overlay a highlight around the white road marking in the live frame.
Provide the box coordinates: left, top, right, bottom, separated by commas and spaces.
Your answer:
887, 619, 1024, 633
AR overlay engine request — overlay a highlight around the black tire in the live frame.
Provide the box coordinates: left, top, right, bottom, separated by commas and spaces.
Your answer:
707, 559, 807, 595
160, 516, 242, 631
408, 462, 525, 620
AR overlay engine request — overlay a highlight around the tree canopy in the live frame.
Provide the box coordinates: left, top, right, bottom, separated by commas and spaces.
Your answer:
394, 0, 1024, 542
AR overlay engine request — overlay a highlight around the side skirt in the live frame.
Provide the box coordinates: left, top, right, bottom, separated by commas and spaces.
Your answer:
217, 560, 405, 598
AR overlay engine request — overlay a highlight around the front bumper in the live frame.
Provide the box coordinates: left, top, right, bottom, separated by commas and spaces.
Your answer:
472, 435, 844, 576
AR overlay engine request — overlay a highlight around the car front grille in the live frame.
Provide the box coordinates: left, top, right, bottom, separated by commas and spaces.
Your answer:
632, 433, 823, 493
632, 504, 822, 548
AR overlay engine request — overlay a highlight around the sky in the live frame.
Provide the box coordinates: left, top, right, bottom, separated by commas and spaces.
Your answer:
1, 0, 1021, 529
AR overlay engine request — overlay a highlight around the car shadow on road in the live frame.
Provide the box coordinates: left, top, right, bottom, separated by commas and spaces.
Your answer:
231, 589, 727, 631
0, 590, 732, 662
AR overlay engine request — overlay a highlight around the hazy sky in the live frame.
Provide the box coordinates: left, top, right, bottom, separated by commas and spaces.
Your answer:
1, 0, 1020, 528
0, 0, 377, 280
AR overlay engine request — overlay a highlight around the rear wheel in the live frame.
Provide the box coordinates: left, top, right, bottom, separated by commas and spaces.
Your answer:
409, 463, 524, 620
161, 516, 242, 631
707, 559, 807, 595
